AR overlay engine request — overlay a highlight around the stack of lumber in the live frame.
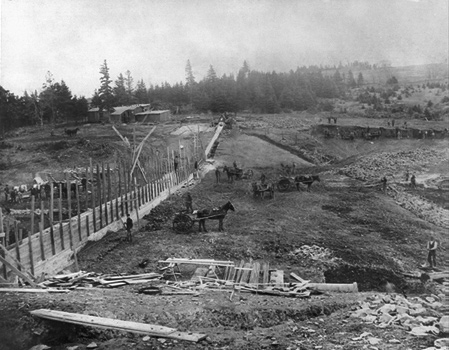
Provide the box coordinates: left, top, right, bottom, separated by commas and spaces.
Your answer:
39, 271, 162, 289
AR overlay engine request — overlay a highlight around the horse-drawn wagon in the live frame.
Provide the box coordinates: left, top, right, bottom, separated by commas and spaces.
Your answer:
277, 175, 321, 192
223, 166, 254, 182
172, 201, 235, 234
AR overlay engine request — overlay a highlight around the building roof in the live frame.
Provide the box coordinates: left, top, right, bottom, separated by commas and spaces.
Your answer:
88, 107, 100, 112
135, 110, 170, 116
111, 106, 133, 115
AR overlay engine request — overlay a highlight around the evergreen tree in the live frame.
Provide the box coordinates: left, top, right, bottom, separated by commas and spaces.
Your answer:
99, 59, 114, 112
347, 70, 357, 88
113, 73, 128, 106
125, 70, 135, 104
357, 72, 364, 87
134, 80, 148, 104
185, 59, 196, 104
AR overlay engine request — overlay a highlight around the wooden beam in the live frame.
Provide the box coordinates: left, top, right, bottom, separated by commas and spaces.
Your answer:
30, 309, 207, 342
0, 255, 38, 287
0, 246, 35, 281
130, 126, 156, 177
0, 288, 68, 293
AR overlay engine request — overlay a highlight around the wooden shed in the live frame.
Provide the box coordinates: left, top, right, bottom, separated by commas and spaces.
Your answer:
110, 106, 135, 124
87, 108, 101, 123
135, 110, 171, 123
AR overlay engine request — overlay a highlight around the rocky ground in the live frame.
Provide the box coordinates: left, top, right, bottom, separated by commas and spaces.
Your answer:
1, 113, 449, 350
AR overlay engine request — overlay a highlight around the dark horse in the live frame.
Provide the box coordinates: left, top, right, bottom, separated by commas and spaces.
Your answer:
196, 201, 235, 232
294, 175, 321, 191
223, 165, 241, 183
65, 128, 80, 137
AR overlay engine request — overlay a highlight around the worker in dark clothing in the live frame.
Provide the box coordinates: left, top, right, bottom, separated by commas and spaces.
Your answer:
185, 192, 193, 213
405, 170, 410, 182
125, 213, 133, 242
426, 235, 438, 268
233, 160, 238, 169
4, 184, 9, 202
381, 176, 387, 193
410, 174, 416, 188
174, 156, 179, 172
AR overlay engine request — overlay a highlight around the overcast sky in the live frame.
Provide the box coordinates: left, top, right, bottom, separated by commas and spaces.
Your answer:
0, 0, 447, 97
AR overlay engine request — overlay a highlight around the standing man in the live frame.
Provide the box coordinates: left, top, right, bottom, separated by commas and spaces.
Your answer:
4, 184, 9, 203
410, 174, 417, 188
381, 176, 387, 193
174, 155, 179, 172
426, 235, 438, 268
185, 192, 193, 213
125, 213, 133, 242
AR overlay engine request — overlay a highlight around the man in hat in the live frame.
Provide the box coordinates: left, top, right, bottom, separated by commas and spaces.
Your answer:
125, 213, 133, 242
426, 235, 438, 268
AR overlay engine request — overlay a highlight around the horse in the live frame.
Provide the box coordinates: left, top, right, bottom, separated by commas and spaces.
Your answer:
196, 201, 235, 233
65, 128, 80, 137
223, 165, 240, 183
294, 175, 321, 192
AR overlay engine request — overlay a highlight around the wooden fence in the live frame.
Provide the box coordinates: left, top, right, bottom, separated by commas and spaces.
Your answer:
0, 143, 201, 281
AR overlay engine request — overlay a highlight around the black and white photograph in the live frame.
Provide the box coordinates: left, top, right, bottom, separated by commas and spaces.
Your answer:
0, 0, 448, 349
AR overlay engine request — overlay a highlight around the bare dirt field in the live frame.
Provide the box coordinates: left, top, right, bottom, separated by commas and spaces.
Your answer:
1, 112, 448, 350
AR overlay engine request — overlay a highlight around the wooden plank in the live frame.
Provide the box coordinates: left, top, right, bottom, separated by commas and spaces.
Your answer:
234, 260, 245, 283
90, 159, 97, 232
123, 162, 129, 215
76, 180, 82, 241
240, 262, 252, 285
249, 262, 260, 286
66, 174, 74, 248
262, 263, 270, 285
134, 178, 140, 228
86, 216, 90, 237
0, 288, 68, 293
290, 272, 310, 284
118, 162, 123, 217
97, 163, 103, 228
30, 309, 207, 342
102, 162, 108, 225
13, 222, 21, 268
0, 255, 38, 287
85, 167, 89, 216
48, 182, 56, 255
0, 244, 35, 281
58, 183, 65, 250
0, 207, 6, 279
269, 270, 284, 287
28, 197, 35, 276
39, 201, 46, 261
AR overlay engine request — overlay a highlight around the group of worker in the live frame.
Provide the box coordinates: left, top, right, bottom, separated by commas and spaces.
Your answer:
380, 170, 417, 193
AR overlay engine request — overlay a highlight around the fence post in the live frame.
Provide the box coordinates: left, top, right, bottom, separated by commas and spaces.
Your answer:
13, 222, 21, 270
90, 159, 97, 232
66, 173, 73, 249
0, 207, 7, 279
39, 201, 46, 261
28, 197, 35, 276
49, 181, 56, 255
58, 183, 64, 250
102, 162, 108, 225
97, 163, 103, 228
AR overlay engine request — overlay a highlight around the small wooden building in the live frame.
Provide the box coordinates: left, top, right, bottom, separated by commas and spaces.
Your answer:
87, 108, 101, 123
135, 110, 171, 123
110, 106, 135, 124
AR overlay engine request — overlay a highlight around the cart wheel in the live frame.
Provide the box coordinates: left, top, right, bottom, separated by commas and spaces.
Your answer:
173, 214, 194, 234
277, 178, 291, 192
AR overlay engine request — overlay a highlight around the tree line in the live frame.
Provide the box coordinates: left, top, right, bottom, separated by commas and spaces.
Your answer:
93, 59, 368, 115
1, 59, 371, 134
